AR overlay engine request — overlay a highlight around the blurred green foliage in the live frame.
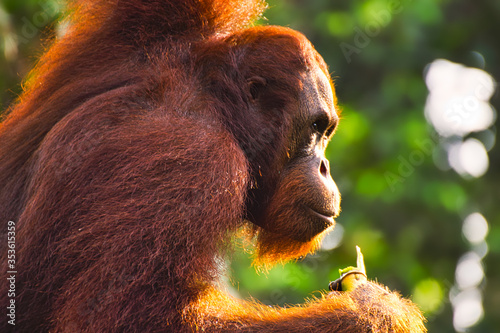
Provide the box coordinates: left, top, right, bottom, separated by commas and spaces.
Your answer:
1, 0, 499, 332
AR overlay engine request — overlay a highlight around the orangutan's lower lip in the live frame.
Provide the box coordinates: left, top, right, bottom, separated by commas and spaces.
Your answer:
308, 208, 335, 228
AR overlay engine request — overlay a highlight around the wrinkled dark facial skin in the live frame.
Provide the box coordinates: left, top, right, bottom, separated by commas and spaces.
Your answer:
247, 67, 341, 242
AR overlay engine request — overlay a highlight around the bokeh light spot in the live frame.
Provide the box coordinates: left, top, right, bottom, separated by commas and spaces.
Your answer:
455, 252, 484, 290
462, 213, 488, 244
448, 138, 489, 178
452, 289, 484, 332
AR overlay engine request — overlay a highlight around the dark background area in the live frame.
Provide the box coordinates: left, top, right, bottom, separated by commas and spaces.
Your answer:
1, 1, 499, 332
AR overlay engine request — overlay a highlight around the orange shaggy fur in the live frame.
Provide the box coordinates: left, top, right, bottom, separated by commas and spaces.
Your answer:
0, 1, 426, 331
